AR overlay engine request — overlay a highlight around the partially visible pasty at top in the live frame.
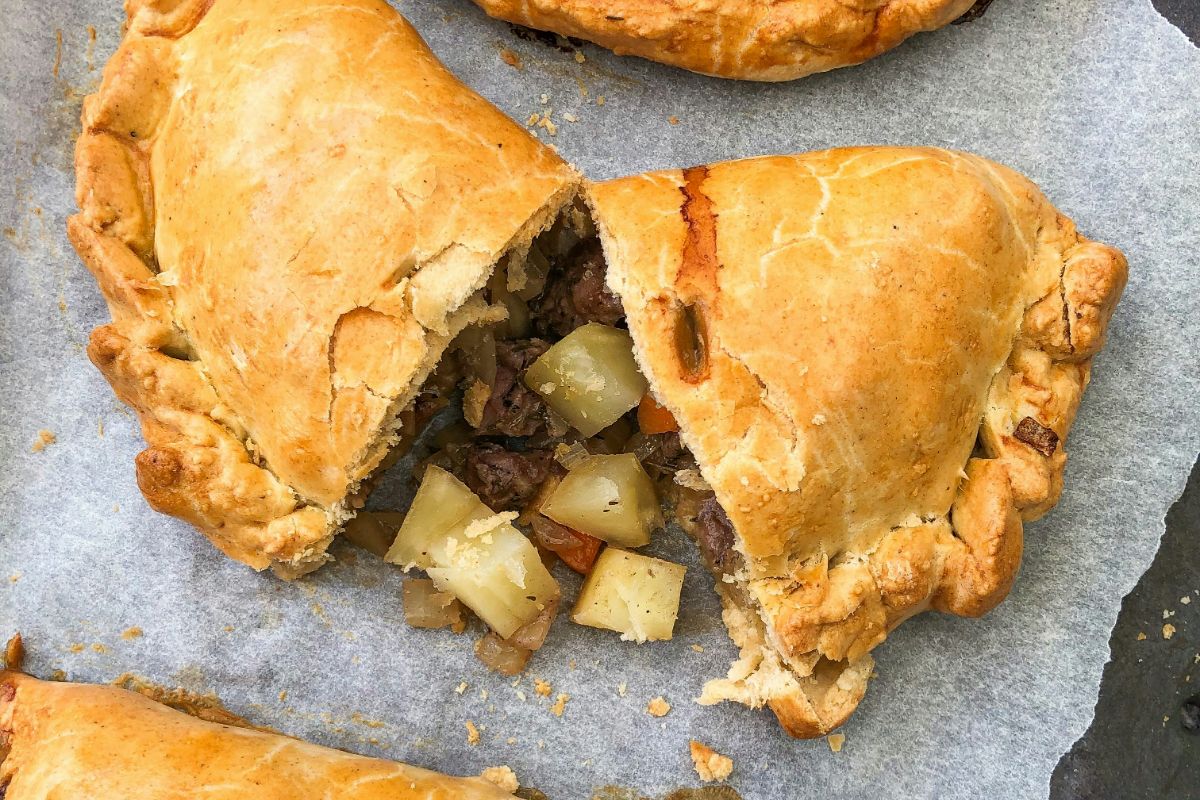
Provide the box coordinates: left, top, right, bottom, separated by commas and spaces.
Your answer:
472, 0, 986, 81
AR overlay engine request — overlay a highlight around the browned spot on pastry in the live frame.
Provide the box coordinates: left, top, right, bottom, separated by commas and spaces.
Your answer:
678, 166, 720, 300
3, 635, 23, 671
952, 0, 996, 24
1012, 416, 1059, 457
136, 446, 184, 490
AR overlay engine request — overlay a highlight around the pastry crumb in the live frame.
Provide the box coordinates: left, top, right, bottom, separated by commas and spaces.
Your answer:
465, 720, 480, 745
455, 681, 469, 695
480, 688, 489, 701
516, 690, 527, 701
689, 740, 733, 782
1163, 623, 1177, 640
222, 625, 234, 633
668, 115, 679, 125
97, 419, 104, 437
1164, 609, 1175, 619
31, 429, 56, 452
9, 573, 20, 583
534, 678, 552, 697
1182, 596, 1192, 605
480, 765, 519, 792
568, 658, 577, 670
574, 51, 585, 64
617, 682, 627, 697
811, 413, 827, 426
827, 733, 846, 753
1137, 631, 1147, 641
646, 696, 671, 717
690, 644, 704, 653
539, 93, 549, 105
549, 693, 569, 717
50, 669, 67, 681
506, 736, 517, 745
596, 95, 606, 106
562, 112, 578, 123
278, 690, 288, 701
91, 643, 107, 654
499, 48, 522, 70
120, 626, 143, 640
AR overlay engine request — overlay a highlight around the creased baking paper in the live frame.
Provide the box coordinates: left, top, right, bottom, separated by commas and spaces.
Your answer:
1, 1, 1198, 797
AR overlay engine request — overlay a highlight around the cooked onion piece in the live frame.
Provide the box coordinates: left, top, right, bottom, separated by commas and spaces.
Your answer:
571, 548, 685, 642
523, 323, 647, 437
402, 578, 466, 632
540, 453, 662, 548
386, 466, 560, 639
342, 511, 406, 558
475, 631, 532, 676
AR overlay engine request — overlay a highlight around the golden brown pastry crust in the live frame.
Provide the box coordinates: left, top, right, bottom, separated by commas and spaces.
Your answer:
0, 671, 516, 799
69, 0, 579, 575
472, 0, 978, 81
589, 147, 1126, 735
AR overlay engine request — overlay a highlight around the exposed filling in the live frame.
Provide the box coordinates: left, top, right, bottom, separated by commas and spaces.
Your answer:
343, 206, 742, 675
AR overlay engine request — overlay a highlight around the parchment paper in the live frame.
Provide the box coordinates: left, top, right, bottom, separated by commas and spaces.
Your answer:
2, 1, 1198, 797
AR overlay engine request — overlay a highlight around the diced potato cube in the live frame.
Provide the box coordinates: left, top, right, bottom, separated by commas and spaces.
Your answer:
524, 323, 647, 437
387, 466, 560, 638
429, 522, 559, 639
384, 466, 489, 570
541, 454, 663, 548
571, 548, 685, 642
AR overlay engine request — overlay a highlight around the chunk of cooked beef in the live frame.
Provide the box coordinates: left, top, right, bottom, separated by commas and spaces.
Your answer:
463, 443, 560, 512
695, 496, 737, 575
531, 239, 624, 338
477, 338, 550, 437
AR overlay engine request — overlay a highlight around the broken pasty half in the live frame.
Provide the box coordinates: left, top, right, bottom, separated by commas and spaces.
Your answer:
68, 0, 580, 576
0, 669, 518, 798
471, 0, 989, 81
586, 147, 1127, 736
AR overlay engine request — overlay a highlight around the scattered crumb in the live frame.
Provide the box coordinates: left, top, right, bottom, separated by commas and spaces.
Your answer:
465, 720, 480, 745
68, 643, 84, 653
1164, 623, 1177, 640
537, 739, 545, 749
811, 414, 827, 426
1183, 596, 1192, 605
120, 626, 143, 640
31, 429, 56, 452
499, 48, 522, 70
691, 644, 704, 653
574, 51, 585, 64
646, 696, 671, 717
91, 643, 107, 654
525, 112, 539, 126
455, 681, 469, 695
1137, 632, 1147, 641
279, 690, 288, 701
596, 95, 606, 106
534, 678, 552, 697
9, 573, 20, 583
480, 765, 519, 793
668, 115, 679, 125
112, 504, 120, 513
50, 669, 67, 681
1164, 609, 1176, 619
351, 712, 385, 729
550, 693, 569, 717
617, 682, 627, 697
568, 659, 577, 670
827, 733, 846, 753
480, 688, 489, 701
562, 112, 578, 123
516, 690, 527, 702
222, 625, 235, 633
539, 93, 549, 105
506, 736, 517, 745
97, 419, 104, 437
689, 740, 733, 783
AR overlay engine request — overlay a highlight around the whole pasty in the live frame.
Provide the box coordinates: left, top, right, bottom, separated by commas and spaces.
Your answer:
471, 0, 987, 81
0, 670, 517, 798
69, 0, 579, 576
586, 147, 1127, 734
